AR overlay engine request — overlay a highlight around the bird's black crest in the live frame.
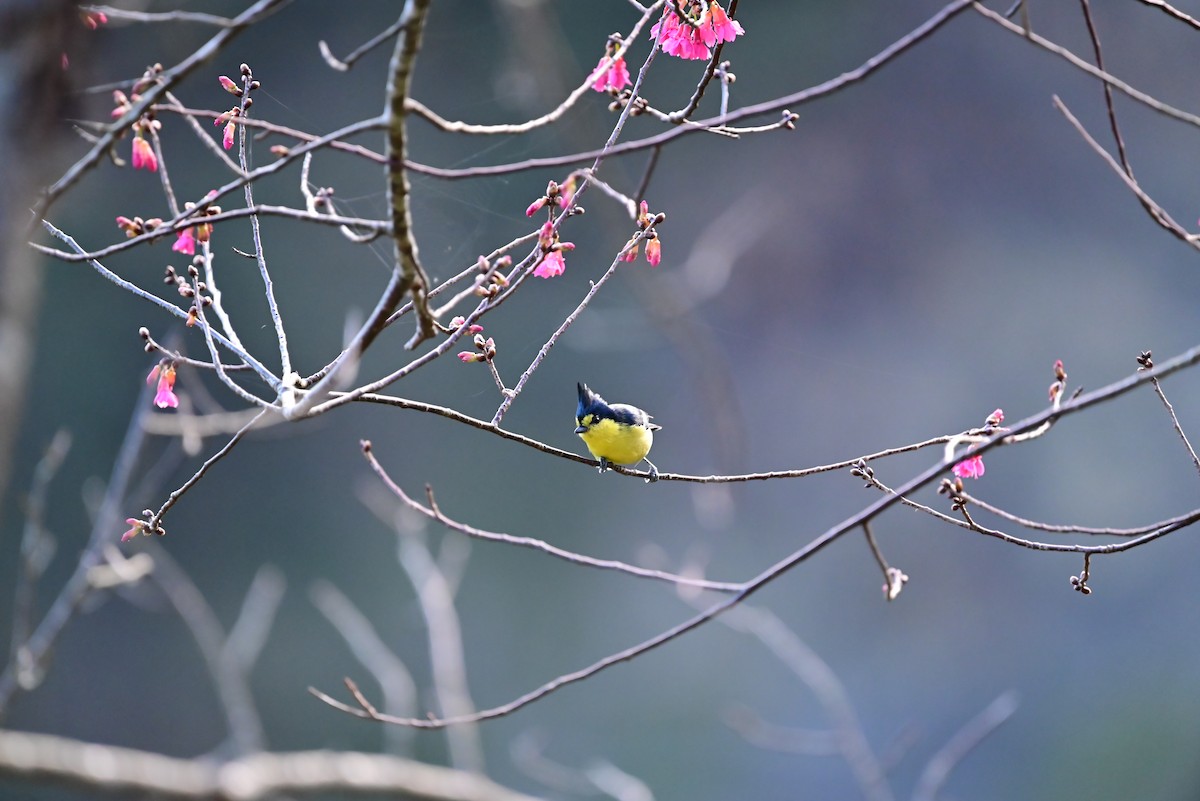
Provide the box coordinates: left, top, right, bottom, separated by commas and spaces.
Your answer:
577, 383, 656, 428
577, 382, 609, 420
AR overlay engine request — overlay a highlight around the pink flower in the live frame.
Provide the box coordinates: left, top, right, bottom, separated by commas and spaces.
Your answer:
148, 363, 179, 409
651, 8, 711, 60
219, 75, 241, 95
591, 54, 630, 92
621, 242, 639, 262
704, 2, 744, 44
525, 197, 547, 217
172, 229, 196, 255
534, 249, 566, 279
82, 11, 107, 29
645, 236, 662, 266
131, 135, 157, 171
457, 351, 483, 363
122, 518, 143, 542
952, 454, 985, 479
222, 119, 236, 150
155, 382, 179, 410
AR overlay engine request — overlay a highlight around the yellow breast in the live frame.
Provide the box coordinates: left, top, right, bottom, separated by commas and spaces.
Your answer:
578, 418, 654, 465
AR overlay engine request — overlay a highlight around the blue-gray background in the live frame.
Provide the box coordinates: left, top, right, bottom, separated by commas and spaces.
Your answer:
4, 1, 1200, 799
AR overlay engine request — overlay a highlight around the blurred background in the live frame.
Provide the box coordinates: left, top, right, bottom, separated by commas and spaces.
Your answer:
3, 1, 1200, 799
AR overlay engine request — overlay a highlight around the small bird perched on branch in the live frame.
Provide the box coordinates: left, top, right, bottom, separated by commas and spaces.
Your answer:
575, 383, 661, 482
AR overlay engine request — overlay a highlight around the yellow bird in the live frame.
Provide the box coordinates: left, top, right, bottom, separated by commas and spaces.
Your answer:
575, 382, 661, 482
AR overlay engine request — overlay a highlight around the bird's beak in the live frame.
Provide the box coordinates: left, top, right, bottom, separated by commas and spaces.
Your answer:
574, 425, 586, 434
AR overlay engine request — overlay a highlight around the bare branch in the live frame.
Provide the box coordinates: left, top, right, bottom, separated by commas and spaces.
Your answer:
0, 729, 545, 801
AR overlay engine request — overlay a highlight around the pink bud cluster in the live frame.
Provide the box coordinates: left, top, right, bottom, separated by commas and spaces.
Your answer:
622, 200, 664, 267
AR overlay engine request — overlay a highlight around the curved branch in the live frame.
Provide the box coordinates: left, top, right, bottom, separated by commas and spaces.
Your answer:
404, 0, 974, 180
0, 729, 544, 801
313, 340, 1200, 727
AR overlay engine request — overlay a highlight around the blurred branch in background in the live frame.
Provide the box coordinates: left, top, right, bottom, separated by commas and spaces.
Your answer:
0, 728, 545, 801
0, 0, 78, 523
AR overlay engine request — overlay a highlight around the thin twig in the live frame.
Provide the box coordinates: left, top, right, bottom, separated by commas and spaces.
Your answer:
1147, 377, 1200, 476
404, 4, 663, 136
974, 3, 1200, 130
234, 69, 294, 386
865, 471, 1200, 555
319, 16, 405, 71
35, 203, 389, 263
1078, 0, 1170, 230
162, 91, 243, 173
188, 268, 272, 407
361, 444, 742, 592
1131, 0, 1200, 31
956, 490, 1199, 536
149, 409, 270, 531
1051, 96, 1197, 249
39, 220, 278, 388
81, 5, 239, 26
489, 246, 632, 427
309, 579, 418, 754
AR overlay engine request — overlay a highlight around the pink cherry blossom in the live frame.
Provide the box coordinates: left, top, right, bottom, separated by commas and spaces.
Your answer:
591, 54, 630, 92
172, 229, 196, 255
952, 454, 985, 479
150, 364, 179, 409
645, 237, 662, 266
131, 135, 157, 171
534, 249, 566, 279
705, 2, 744, 44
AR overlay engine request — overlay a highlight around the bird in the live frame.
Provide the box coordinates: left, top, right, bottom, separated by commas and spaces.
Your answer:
575, 382, 661, 482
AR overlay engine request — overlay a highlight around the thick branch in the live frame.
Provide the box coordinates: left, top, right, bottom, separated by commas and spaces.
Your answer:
0, 729, 544, 801
386, 0, 435, 347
